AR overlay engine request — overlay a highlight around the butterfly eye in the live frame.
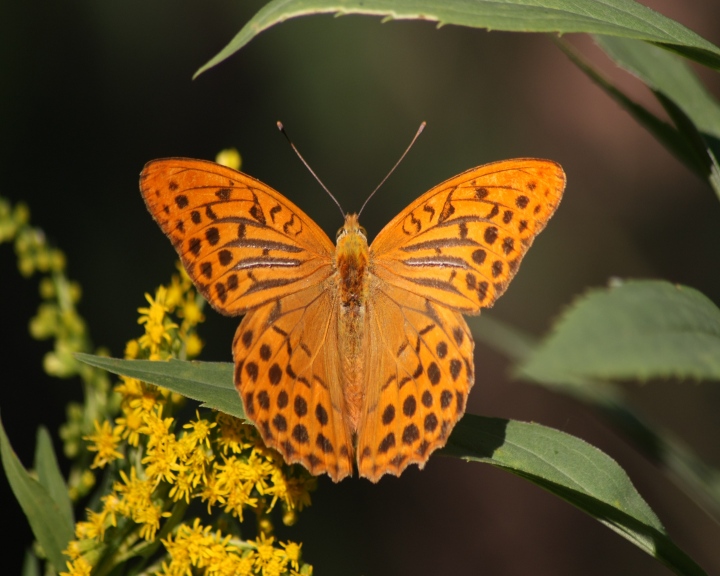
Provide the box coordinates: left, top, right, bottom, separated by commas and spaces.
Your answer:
336, 227, 345, 240
358, 225, 367, 238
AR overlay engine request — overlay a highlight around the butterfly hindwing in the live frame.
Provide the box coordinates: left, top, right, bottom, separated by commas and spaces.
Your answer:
140, 158, 335, 315
356, 280, 474, 481
233, 282, 355, 482
370, 159, 565, 313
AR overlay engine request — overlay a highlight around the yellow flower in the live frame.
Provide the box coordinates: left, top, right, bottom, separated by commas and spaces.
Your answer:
114, 375, 143, 398
137, 288, 178, 355
59, 556, 92, 576
163, 519, 213, 572
280, 541, 302, 571
184, 332, 203, 358
63, 540, 82, 560
168, 465, 193, 503
75, 508, 108, 540
198, 472, 226, 513
137, 500, 171, 541
179, 295, 204, 327
222, 479, 257, 521
139, 405, 174, 448
54, 258, 316, 575
164, 273, 186, 310
113, 468, 169, 541
216, 147, 242, 170
114, 403, 144, 447
183, 412, 216, 449
251, 532, 287, 575
215, 413, 255, 454
100, 493, 121, 528
124, 339, 140, 359
142, 435, 178, 485
138, 287, 171, 325
282, 474, 316, 512
84, 420, 123, 469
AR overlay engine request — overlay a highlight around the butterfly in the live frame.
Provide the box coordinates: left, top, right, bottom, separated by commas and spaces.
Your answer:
140, 156, 565, 482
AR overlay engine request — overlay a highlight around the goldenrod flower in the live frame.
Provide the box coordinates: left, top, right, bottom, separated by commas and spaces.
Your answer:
184, 411, 216, 448
216, 147, 242, 170
215, 412, 256, 454
75, 508, 108, 540
184, 331, 204, 357
137, 287, 178, 357
59, 556, 92, 576
114, 402, 144, 446
84, 419, 123, 468
142, 435, 178, 485
280, 541, 302, 572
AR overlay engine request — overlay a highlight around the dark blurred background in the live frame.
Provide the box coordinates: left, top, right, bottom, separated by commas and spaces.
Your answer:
2, 0, 720, 574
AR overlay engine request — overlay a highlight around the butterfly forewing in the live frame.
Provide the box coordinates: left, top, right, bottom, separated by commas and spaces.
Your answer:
370, 159, 565, 313
140, 158, 335, 315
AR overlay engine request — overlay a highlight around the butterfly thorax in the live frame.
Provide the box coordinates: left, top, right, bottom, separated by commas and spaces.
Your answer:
334, 213, 370, 432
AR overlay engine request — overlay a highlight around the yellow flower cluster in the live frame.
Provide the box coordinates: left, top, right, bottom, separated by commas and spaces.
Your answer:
131, 266, 205, 361
159, 520, 304, 576
61, 267, 314, 576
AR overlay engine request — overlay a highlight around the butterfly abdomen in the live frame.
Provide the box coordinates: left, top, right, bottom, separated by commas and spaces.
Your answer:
335, 214, 371, 432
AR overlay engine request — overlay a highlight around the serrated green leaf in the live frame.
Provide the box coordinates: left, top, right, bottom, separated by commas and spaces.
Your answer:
34, 427, 73, 528
74, 354, 243, 419
519, 280, 720, 383
194, 0, 720, 78
0, 413, 73, 572
443, 415, 707, 576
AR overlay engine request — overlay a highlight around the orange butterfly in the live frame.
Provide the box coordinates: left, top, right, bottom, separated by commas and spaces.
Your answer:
140, 156, 565, 482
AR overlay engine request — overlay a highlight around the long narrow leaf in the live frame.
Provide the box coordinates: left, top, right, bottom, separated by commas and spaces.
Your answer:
194, 0, 720, 77
595, 35, 720, 136
74, 354, 243, 419
592, 35, 720, 198
34, 427, 73, 527
555, 39, 708, 177
0, 414, 73, 572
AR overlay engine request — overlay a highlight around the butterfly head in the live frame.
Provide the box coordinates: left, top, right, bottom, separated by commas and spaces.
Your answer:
336, 213, 368, 249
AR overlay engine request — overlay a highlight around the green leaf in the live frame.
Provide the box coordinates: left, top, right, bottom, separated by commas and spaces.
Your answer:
194, 0, 720, 78
591, 35, 720, 199
0, 413, 73, 572
471, 313, 720, 522
519, 280, 720, 383
595, 35, 720, 137
555, 39, 710, 181
34, 426, 73, 528
22, 550, 40, 576
74, 354, 243, 419
443, 415, 707, 576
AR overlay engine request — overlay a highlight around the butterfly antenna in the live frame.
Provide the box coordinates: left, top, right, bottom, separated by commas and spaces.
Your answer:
357, 121, 426, 217
277, 121, 345, 218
